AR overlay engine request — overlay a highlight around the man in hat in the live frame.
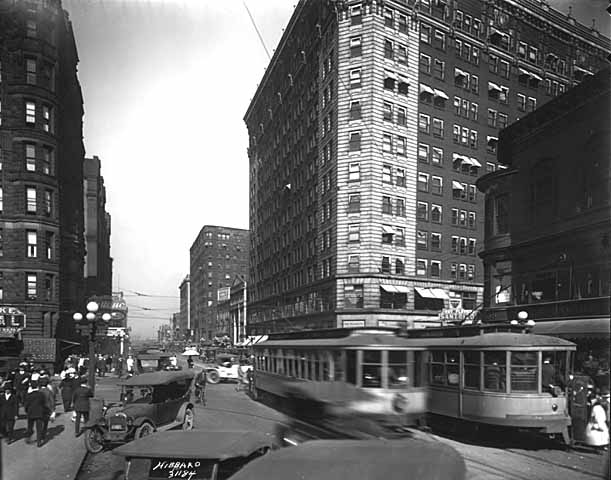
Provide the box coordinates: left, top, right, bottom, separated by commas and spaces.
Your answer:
24, 381, 47, 447
0, 384, 19, 443
14, 364, 30, 407
60, 368, 76, 412
72, 377, 93, 436
39, 377, 56, 441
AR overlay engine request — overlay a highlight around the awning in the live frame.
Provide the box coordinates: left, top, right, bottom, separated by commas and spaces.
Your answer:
415, 287, 436, 298
385, 70, 398, 80
530, 72, 543, 81
490, 28, 508, 38
574, 66, 593, 76
381, 285, 399, 293
452, 180, 465, 190
398, 75, 409, 84
487, 135, 499, 144
430, 288, 449, 300
420, 84, 435, 95
433, 89, 449, 100
518, 67, 530, 76
394, 286, 409, 293
470, 157, 482, 167
519, 68, 542, 81
454, 68, 467, 78
531, 318, 610, 339
488, 81, 502, 92
452, 153, 470, 164
350, 37, 362, 46
382, 225, 395, 234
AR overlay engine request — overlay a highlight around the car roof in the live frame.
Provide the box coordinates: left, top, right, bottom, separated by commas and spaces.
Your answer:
112, 430, 274, 460
118, 370, 195, 387
228, 439, 466, 480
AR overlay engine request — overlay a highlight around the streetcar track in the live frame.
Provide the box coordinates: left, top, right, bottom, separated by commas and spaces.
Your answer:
506, 448, 606, 479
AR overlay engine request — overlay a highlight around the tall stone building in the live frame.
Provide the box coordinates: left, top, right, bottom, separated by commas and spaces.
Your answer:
0, 0, 86, 346
189, 226, 249, 341
244, 0, 609, 334
84, 155, 112, 299
178, 274, 190, 340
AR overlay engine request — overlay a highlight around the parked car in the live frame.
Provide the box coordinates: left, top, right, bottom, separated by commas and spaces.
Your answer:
83, 370, 195, 453
202, 355, 252, 384
112, 429, 276, 480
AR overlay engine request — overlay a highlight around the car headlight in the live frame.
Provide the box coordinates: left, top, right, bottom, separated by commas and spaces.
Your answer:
552, 403, 558, 412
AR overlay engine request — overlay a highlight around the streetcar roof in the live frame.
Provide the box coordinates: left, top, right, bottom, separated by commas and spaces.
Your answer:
227, 438, 466, 480
112, 430, 274, 460
255, 332, 575, 349
118, 370, 195, 386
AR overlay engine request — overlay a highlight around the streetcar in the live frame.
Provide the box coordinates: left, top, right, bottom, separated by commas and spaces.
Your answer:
421, 332, 576, 445
251, 328, 429, 427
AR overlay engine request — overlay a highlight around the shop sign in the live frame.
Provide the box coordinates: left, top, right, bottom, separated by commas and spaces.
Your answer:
342, 320, 365, 328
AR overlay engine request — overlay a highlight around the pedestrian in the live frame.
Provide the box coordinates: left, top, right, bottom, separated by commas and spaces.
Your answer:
585, 394, 610, 451
72, 377, 93, 437
24, 381, 47, 447
126, 355, 135, 376
14, 364, 30, 407
105, 355, 113, 374
60, 369, 76, 412
39, 377, 55, 441
96, 355, 106, 377
0, 384, 19, 444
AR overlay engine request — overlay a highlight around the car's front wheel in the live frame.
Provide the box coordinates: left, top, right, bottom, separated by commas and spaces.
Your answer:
135, 422, 155, 439
206, 370, 220, 384
84, 428, 105, 454
182, 408, 194, 431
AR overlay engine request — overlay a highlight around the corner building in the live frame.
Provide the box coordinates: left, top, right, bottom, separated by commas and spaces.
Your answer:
244, 0, 610, 334
0, 0, 85, 343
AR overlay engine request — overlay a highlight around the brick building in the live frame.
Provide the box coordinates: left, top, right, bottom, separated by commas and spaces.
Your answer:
244, 0, 609, 334
476, 68, 610, 362
0, 0, 86, 347
84, 155, 112, 299
178, 274, 190, 340
189, 226, 249, 341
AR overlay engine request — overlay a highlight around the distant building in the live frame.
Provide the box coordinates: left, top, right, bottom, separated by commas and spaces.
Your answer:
189, 226, 249, 341
476, 68, 610, 362
178, 275, 190, 340
244, 0, 609, 334
84, 156, 112, 299
0, 0, 87, 353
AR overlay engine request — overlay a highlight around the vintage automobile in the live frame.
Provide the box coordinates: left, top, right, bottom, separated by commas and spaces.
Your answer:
202, 354, 252, 384
135, 349, 174, 373
112, 429, 276, 480
83, 370, 195, 454
228, 438, 466, 480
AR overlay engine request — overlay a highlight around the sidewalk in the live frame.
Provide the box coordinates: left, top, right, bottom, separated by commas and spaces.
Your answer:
1, 375, 122, 480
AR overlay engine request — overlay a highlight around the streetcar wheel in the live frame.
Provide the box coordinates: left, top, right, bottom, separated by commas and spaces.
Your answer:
182, 408, 194, 431
135, 422, 154, 439
84, 428, 105, 454
207, 370, 220, 384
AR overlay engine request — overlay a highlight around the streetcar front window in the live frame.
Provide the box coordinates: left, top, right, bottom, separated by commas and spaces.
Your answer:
510, 351, 538, 392
542, 351, 568, 395
483, 351, 506, 392
388, 350, 410, 389
463, 351, 480, 390
362, 350, 382, 388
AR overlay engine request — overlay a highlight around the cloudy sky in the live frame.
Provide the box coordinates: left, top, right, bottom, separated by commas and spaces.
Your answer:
60, 0, 609, 338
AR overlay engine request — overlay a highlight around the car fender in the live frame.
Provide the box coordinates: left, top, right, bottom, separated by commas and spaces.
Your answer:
175, 401, 195, 423
133, 416, 157, 429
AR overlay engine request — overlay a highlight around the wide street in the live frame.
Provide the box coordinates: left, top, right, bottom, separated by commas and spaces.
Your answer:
74, 378, 609, 480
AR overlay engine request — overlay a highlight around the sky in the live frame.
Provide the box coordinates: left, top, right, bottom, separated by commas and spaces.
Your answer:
60, 0, 610, 338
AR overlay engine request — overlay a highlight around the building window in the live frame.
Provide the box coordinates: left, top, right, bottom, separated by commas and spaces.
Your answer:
382, 196, 393, 215
495, 194, 509, 234
44, 190, 52, 216
0, 187, 2, 212
459, 264, 467, 280
417, 173, 429, 192
350, 100, 362, 120
381, 256, 391, 274
468, 238, 476, 256
487, 109, 497, 127
26, 187, 36, 213
419, 114, 430, 134
517, 93, 526, 111
417, 201, 429, 221
382, 164, 392, 184
350, 36, 362, 57
348, 162, 360, 182
527, 97, 537, 112
467, 264, 475, 280
26, 58, 37, 85
348, 224, 360, 243
348, 255, 360, 273
348, 194, 361, 213
26, 143, 36, 171
416, 259, 427, 276
349, 131, 361, 151
433, 59, 444, 80
383, 102, 393, 121
397, 44, 408, 65
42, 147, 52, 175
451, 236, 459, 253
395, 168, 406, 187
431, 204, 442, 223
394, 227, 405, 246
468, 211, 476, 229
396, 106, 406, 126
384, 39, 394, 60
26, 20, 37, 38
384, 73, 396, 90
45, 274, 53, 301
433, 30, 446, 50
27, 230, 37, 257
470, 103, 479, 121
432, 147, 443, 166
349, 69, 362, 88
498, 113, 508, 129
468, 185, 477, 202
450, 263, 457, 279
382, 133, 393, 153
451, 208, 459, 225
420, 24, 431, 44
431, 261, 441, 278
396, 136, 406, 156
350, 5, 362, 25
431, 232, 441, 251
431, 176, 443, 195
418, 143, 429, 163
25, 101, 36, 124
459, 237, 467, 255
417, 230, 428, 250
345, 284, 364, 308
420, 54, 431, 74
27, 273, 37, 300
432, 118, 444, 138
45, 231, 53, 259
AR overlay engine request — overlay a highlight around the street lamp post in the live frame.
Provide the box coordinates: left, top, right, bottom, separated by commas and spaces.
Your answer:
73, 301, 111, 395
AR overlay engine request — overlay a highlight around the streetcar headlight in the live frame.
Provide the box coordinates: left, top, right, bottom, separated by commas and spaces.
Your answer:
551, 403, 558, 412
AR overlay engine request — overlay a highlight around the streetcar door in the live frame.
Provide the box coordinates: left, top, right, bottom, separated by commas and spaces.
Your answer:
568, 374, 590, 443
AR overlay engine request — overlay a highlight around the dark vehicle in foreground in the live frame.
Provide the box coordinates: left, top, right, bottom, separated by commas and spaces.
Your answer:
112, 430, 275, 480
83, 370, 195, 453
229, 438, 466, 480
